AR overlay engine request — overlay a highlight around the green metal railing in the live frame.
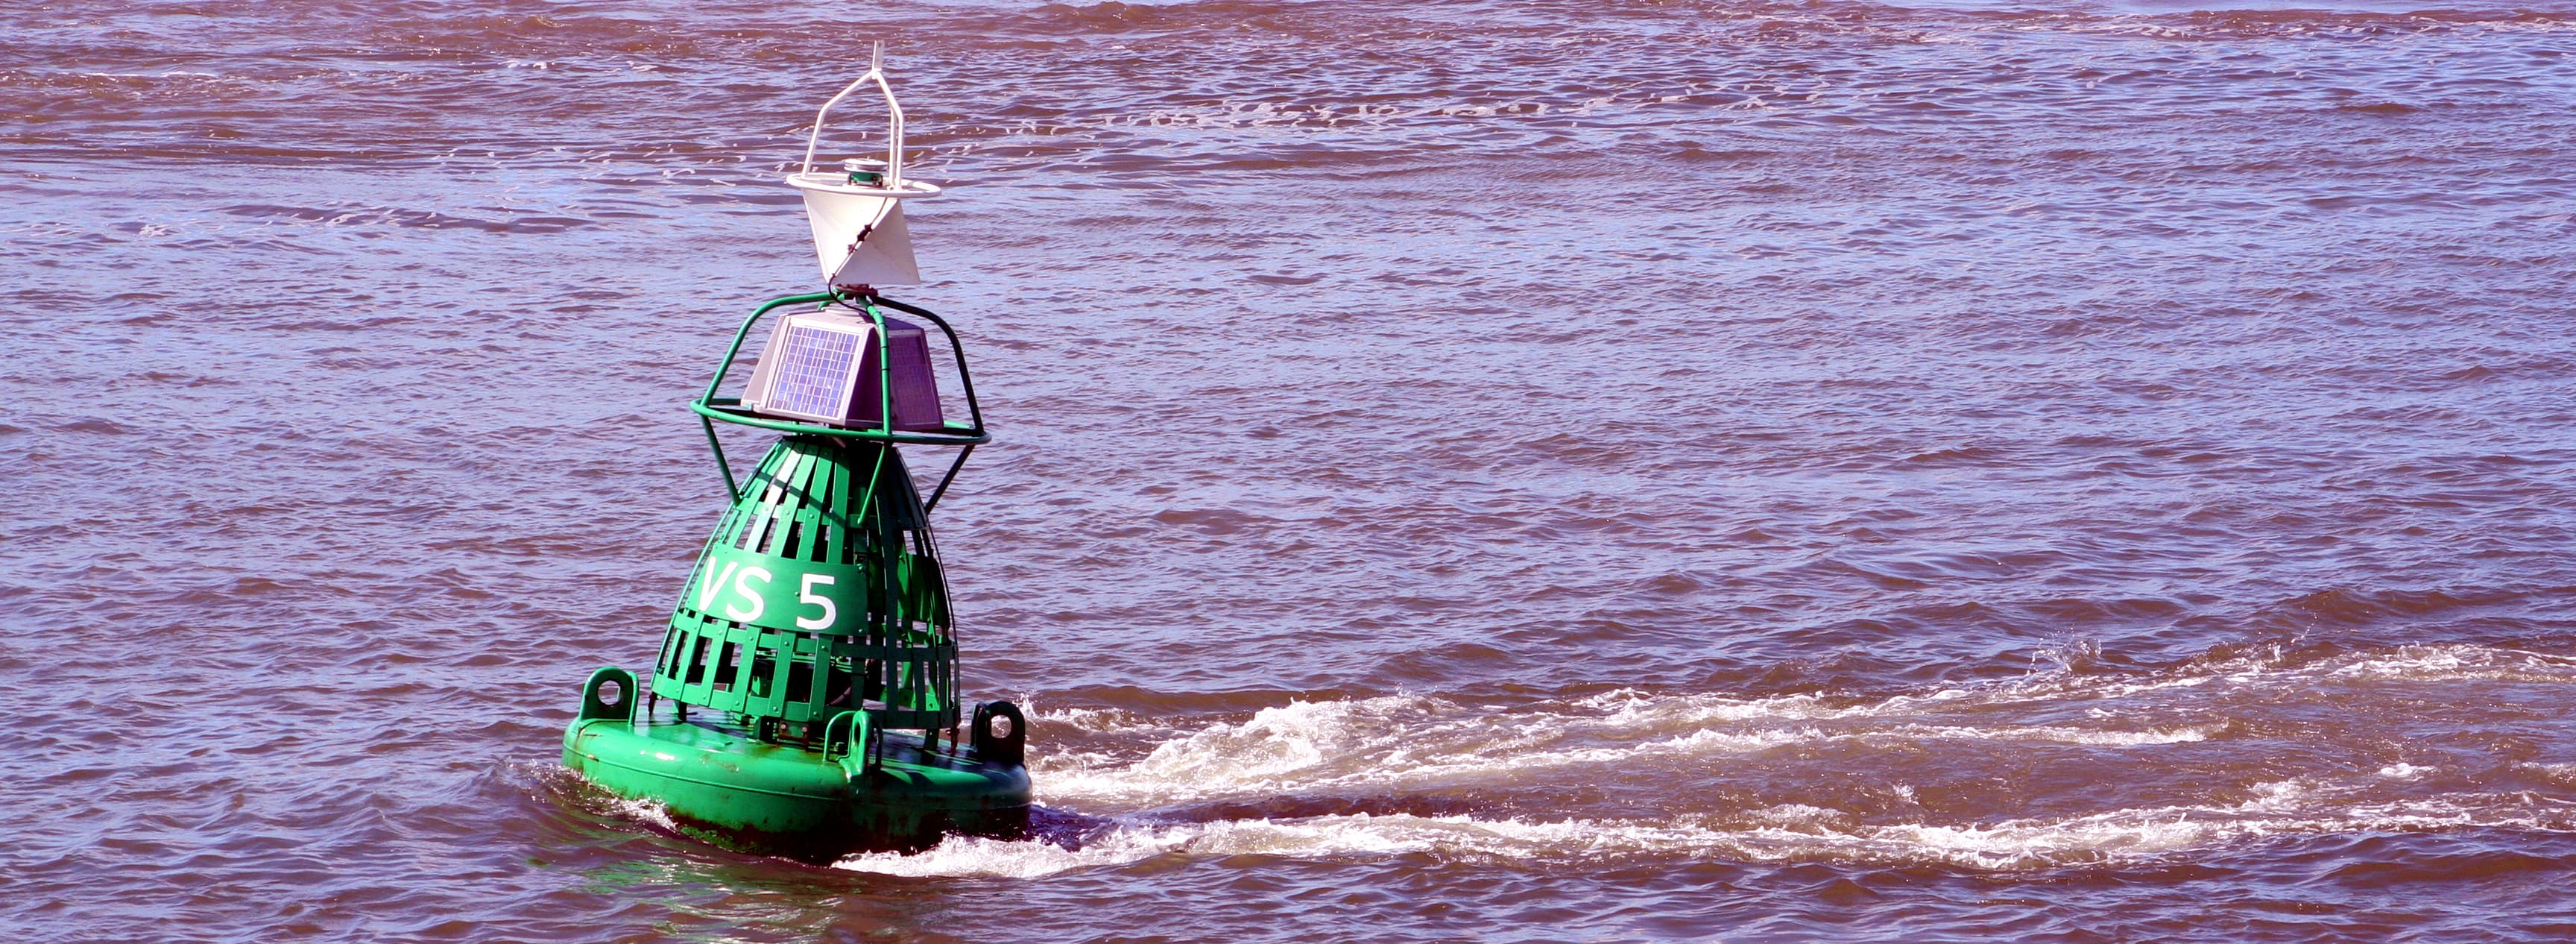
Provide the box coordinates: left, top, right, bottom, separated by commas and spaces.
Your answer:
691, 290, 988, 511
652, 435, 965, 738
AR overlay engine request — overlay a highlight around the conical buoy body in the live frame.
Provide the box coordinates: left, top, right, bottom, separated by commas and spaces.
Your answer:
563, 437, 1029, 860
658, 435, 956, 729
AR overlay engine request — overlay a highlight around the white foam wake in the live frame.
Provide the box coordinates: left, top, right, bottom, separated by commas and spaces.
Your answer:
842, 643, 2576, 877
1033, 695, 2217, 808
836, 785, 2576, 878
1030, 643, 2576, 807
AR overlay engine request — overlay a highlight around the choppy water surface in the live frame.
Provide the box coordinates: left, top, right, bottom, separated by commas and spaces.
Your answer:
9, 0, 2576, 940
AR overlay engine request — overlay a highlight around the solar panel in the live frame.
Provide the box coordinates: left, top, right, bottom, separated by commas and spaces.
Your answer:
763, 321, 865, 420
742, 309, 949, 430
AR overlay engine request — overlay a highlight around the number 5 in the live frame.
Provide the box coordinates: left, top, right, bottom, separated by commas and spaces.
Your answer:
797, 573, 837, 630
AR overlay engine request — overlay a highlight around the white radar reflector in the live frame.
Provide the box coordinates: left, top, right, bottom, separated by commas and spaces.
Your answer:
785, 43, 941, 290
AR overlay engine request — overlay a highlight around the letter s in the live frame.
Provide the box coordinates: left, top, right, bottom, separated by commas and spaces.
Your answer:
724, 566, 771, 623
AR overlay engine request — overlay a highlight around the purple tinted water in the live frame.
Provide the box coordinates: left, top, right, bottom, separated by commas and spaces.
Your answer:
7, 1, 2576, 940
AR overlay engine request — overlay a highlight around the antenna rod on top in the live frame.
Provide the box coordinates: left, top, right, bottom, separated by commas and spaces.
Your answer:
799, 40, 906, 187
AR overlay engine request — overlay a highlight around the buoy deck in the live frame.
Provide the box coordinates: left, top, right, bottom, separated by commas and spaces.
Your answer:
564, 714, 1031, 860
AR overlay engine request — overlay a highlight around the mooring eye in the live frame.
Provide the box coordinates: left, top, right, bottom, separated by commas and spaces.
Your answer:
989, 714, 1013, 740
599, 679, 625, 708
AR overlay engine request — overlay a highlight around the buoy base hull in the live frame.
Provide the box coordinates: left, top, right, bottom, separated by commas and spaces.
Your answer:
564, 716, 1031, 861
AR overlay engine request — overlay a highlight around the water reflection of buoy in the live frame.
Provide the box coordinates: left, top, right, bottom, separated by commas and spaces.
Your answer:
560, 46, 1031, 861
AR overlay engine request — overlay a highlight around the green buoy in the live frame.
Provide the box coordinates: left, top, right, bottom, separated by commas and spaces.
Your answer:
561, 51, 1032, 860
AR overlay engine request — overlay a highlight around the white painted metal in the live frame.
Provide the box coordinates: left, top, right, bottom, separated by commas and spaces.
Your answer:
785, 43, 942, 288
